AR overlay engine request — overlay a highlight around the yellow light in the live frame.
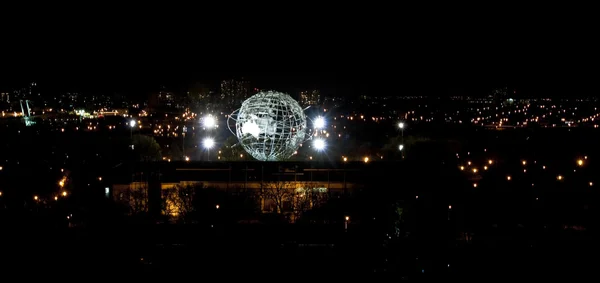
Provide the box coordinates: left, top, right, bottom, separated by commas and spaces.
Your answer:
557, 175, 563, 181
472, 168, 478, 173
459, 166, 464, 171
0, 166, 3, 170
62, 191, 67, 197
343, 157, 348, 162
54, 196, 58, 201
364, 157, 369, 163
216, 204, 220, 209
34, 195, 38, 201
488, 160, 493, 165
473, 183, 478, 188
98, 177, 102, 181
345, 216, 350, 221
467, 161, 471, 166
577, 159, 584, 166
507, 176, 511, 181
59, 180, 65, 187
483, 166, 488, 170
0, 191, 2, 196
522, 160, 527, 166
589, 182, 594, 187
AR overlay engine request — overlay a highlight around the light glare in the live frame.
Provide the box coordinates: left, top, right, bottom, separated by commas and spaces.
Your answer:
203, 115, 216, 128
314, 116, 325, 129
203, 138, 215, 149
313, 139, 326, 150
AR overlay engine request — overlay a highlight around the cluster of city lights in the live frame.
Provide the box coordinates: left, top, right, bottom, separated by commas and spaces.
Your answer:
457, 149, 593, 190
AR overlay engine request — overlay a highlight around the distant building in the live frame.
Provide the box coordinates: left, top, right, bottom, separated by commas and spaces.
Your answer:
0, 92, 9, 103
299, 90, 320, 107
149, 89, 179, 110
158, 91, 175, 107
220, 78, 250, 108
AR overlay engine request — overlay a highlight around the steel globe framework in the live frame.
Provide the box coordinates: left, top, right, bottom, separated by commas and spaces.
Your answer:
228, 91, 309, 161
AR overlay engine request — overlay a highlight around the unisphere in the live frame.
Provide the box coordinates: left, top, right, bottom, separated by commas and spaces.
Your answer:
234, 91, 307, 161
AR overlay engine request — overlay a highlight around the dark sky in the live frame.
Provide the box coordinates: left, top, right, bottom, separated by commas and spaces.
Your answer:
1, 8, 598, 98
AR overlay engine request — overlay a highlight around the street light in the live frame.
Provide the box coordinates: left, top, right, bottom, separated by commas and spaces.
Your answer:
399, 144, 404, 151
398, 122, 405, 158
203, 115, 216, 129
344, 216, 350, 232
203, 138, 215, 161
129, 120, 136, 150
313, 138, 326, 151
314, 116, 325, 129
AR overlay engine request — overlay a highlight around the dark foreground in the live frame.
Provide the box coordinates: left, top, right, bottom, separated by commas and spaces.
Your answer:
1, 224, 596, 281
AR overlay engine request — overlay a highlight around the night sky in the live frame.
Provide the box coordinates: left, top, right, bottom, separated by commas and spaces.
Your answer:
1, 10, 598, 98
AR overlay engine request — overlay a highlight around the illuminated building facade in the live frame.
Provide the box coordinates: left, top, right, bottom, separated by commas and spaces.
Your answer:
220, 78, 250, 109
299, 90, 320, 107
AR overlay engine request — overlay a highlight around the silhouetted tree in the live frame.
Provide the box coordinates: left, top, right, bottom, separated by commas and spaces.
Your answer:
162, 184, 195, 222
260, 181, 330, 222
132, 135, 162, 162
293, 182, 330, 217
260, 181, 294, 214
120, 185, 148, 215
218, 135, 249, 161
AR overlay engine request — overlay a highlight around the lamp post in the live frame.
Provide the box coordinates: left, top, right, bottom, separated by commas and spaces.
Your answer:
129, 120, 136, 138
313, 138, 326, 161
398, 122, 405, 142
182, 126, 187, 160
203, 138, 215, 161
203, 115, 216, 129
129, 120, 136, 150
344, 216, 350, 232
398, 122, 405, 158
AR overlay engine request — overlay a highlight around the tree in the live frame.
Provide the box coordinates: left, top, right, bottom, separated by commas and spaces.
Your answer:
260, 181, 295, 214
119, 185, 149, 215
218, 135, 248, 161
260, 181, 330, 222
168, 141, 183, 161
162, 184, 195, 222
292, 182, 330, 215
132, 135, 162, 162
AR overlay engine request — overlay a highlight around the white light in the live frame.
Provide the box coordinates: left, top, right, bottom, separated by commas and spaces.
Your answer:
203, 115, 216, 128
129, 120, 136, 127
398, 122, 405, 129
399, 144, 404, 151
104, 187, 109, 196
313, 139, 326, 150
241, 121, 261, 138
314, 116, 325, 129
203, 138, 215, 149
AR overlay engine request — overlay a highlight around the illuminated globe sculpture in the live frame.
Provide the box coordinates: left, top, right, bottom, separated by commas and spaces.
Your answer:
228, 90, 308, 161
